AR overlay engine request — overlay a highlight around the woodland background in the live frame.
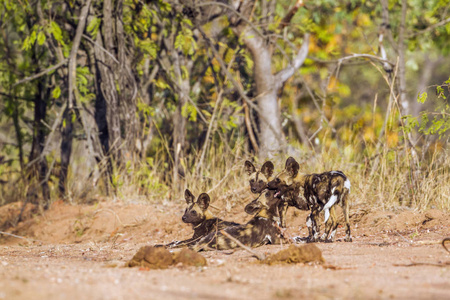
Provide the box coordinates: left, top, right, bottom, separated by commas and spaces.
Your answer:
0, 0, 449, 212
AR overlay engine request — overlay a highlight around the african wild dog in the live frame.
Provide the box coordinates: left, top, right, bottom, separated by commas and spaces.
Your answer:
268, 157, 352, 243
194, 189, 285, 250
245, 160, 293, 225
244, 160, 274, 194
164, 189, 239, 248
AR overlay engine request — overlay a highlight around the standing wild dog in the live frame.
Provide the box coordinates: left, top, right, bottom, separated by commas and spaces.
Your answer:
194, 189, 285, 250
268, 157, 352, 243
245, 160, 308, 228
164, 189, 239, 248
244, 160, 275, 194
245, 160, 297, 226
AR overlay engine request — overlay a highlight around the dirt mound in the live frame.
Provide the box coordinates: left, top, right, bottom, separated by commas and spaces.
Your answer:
126, 246, 207, 269
262, 244, 325, 265
126, 246, 174, 269
173, 248, 207, 267
0, 201, 37, 231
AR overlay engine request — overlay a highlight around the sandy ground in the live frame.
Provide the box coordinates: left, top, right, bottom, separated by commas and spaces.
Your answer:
0, 197, 449, 300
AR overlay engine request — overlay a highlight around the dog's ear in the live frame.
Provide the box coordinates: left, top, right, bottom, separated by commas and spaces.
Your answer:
184, 189, 195, 205
261, 161, 274, 179
285, 157, 299, 178
244, 160, 256, 175
197, 193, 210, 211
245, 199, 262, 215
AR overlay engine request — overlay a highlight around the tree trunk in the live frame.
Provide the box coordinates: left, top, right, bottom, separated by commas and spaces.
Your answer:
101, 0, 122, 161
59, 108, 74, 197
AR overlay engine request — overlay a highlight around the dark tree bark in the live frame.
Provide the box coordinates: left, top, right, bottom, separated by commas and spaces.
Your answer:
29, 80, 51, 206
59, 108, 74, 197
58, 108, 75, 197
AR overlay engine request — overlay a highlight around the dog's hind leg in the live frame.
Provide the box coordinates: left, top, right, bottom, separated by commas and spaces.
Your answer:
321, 206, 338, 242
327, 207, 339, 242
342, 188, 352, 242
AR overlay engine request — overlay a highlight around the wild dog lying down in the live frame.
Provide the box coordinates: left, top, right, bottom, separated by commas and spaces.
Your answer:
244, 160, 275, 194
163, 189, 239, 248
268, 157, 352, 243
194, 189, 285, 250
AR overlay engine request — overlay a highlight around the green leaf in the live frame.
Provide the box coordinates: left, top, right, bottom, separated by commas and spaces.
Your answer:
52, 86, 61, 99
50, 21, 63, 43
37, 31, 46, 45
418, 92, 427, 103
87, 17, 101, 36
175, 33, 185, 51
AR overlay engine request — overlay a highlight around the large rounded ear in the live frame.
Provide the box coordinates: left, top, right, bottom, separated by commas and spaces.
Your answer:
185, 189, 195, 205
261, 161, 274, 179
245, 199, 262, 215
244, 160, 256, 175
285, 157, 299, 178
197, 193, 210, 211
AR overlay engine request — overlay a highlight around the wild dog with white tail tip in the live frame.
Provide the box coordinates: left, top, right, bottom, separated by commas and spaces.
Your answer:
193, 189, 285, 250
163, 189, 239, 248
268, 157, 352, 243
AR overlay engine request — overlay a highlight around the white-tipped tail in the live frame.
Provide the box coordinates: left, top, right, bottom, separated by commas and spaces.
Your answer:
344, 179, 351, 191
323, 193, 338, 223
324, 208, 330, 223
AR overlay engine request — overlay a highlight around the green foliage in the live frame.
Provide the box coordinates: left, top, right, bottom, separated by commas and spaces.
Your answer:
76, 66, 95, 103
404, 77, 450, 138
52, 86, 61, 99
182, 102, 197, 122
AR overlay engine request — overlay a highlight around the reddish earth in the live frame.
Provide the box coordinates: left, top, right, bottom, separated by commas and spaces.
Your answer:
0, 195, 449, 299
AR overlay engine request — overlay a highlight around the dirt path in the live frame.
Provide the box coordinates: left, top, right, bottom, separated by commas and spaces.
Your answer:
0, 201, 449, 299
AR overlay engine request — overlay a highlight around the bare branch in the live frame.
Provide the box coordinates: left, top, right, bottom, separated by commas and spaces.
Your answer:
82, 34, 119, 64
220, 230, 266, 260
280, 0, 305, 29
12, 59, 68, 87
275, 33, 310, 88
68, 0, 93, 109
409, 17, 450, 38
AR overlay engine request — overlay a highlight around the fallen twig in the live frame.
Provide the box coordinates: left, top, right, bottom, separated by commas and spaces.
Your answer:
0, 231, 42, 243
322, 264, 356, 270
395, 231, 413, 244
393, 262, 450, 267
220, 230, 265, 261
443, 238, 450, 254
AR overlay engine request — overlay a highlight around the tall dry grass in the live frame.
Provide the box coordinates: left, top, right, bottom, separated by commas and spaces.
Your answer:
1, 134, 448, 213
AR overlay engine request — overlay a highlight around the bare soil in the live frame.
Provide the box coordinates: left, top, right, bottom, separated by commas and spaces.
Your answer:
0, 195, 449, 300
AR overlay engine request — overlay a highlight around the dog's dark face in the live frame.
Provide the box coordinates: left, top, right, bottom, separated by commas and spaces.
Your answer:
244, 160, 274, 194
182, 189, 210, 224
244, 189, 280, 215
268, 157, 299, 190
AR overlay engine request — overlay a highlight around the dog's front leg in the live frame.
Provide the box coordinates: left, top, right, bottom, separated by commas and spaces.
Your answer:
277, 201, 289, 228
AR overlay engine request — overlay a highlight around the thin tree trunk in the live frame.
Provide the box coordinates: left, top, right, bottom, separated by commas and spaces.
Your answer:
59, 108, 74, 197
101, 0, 122, 162
29, 79, 51, 207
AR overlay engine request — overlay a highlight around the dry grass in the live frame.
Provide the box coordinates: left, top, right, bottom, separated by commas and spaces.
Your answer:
1, 136, 449, 213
